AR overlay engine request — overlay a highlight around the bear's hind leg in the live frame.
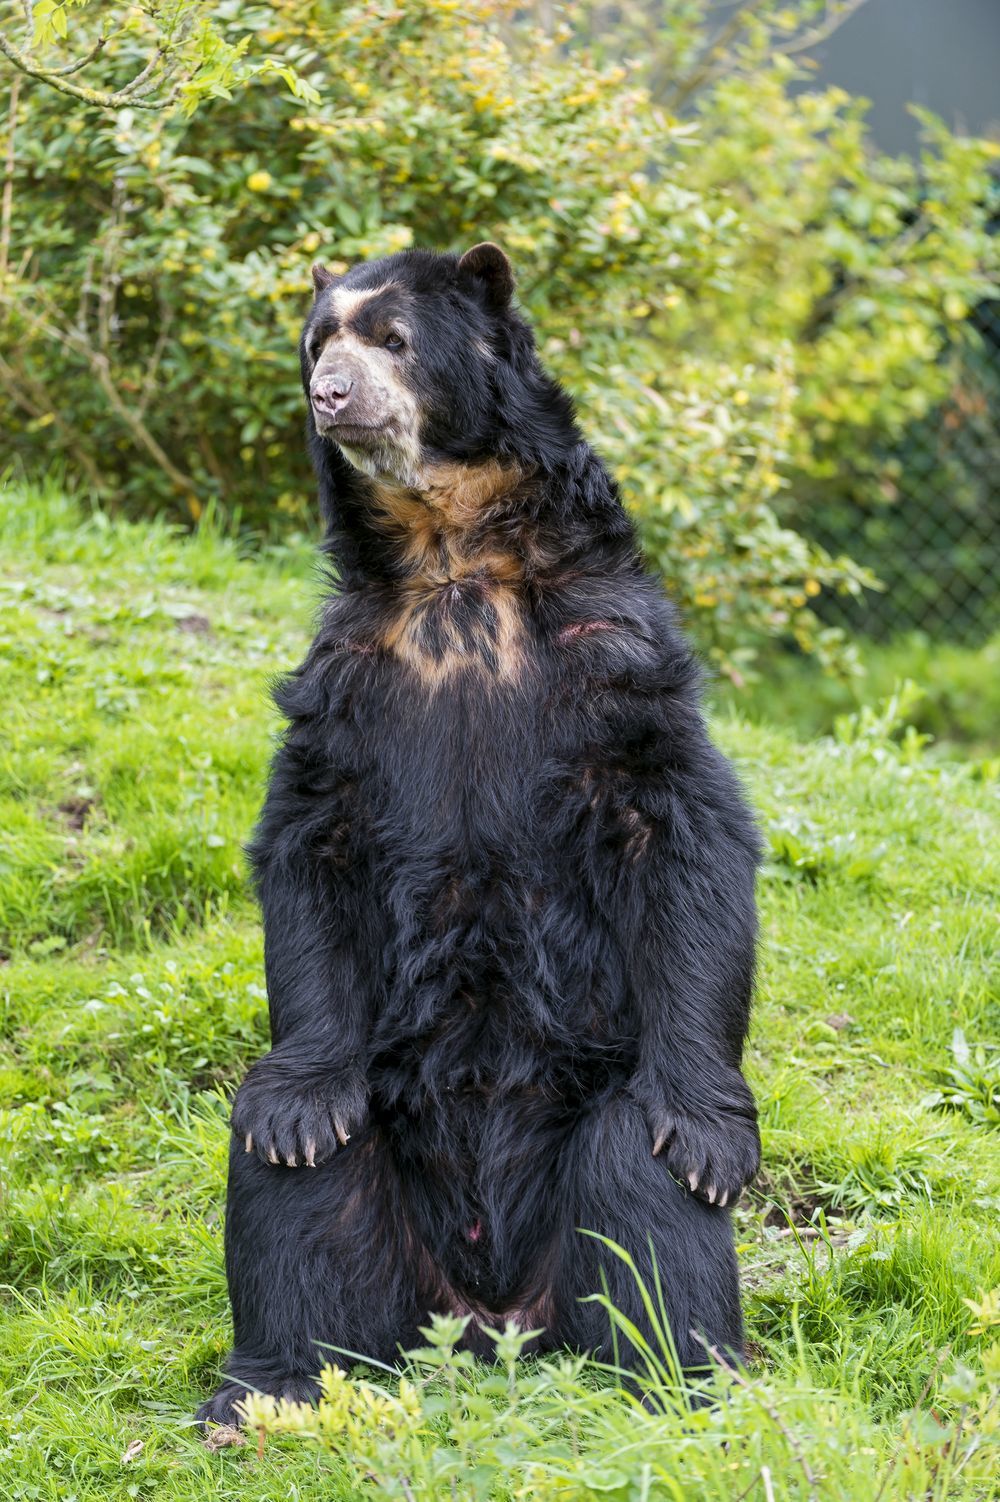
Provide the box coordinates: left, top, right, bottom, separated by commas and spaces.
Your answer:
544, 1092, 743, 1383
197, 1129, 423, 1428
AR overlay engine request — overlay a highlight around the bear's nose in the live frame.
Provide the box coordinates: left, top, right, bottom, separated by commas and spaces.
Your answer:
311, 371, 354, 417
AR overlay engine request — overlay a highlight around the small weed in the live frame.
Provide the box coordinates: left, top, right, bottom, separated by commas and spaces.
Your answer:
923, 1028, 1000, 1129
831, 679, 932, 759
765, 820, 886, 885
810, 1124, 953, 1215
239, 1248, 1000, 1500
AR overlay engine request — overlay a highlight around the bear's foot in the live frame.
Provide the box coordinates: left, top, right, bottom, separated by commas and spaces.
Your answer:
196, 1372, 320, 1431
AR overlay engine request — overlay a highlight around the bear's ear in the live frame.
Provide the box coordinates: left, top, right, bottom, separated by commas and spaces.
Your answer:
458, 242, 515, 309
311, 262, 335, 297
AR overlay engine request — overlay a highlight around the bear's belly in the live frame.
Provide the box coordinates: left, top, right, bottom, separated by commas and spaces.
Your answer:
366, 861, 637, 1102
344, 669, 641, 1096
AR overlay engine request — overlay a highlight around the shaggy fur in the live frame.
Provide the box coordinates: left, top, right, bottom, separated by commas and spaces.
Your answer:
197, 244, 761, 1427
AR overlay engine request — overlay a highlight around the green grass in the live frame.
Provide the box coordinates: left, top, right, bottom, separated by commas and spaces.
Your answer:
1, 478, 998, 1500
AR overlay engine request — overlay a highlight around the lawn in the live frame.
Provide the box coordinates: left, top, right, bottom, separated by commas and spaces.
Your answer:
1, 481, 997, 1500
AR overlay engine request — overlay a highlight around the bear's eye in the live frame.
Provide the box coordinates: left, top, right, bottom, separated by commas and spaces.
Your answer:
384, 331, 405, 351
307, 337, 323, 362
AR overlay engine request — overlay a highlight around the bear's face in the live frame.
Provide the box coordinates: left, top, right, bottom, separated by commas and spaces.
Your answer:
301, 245, 516, 488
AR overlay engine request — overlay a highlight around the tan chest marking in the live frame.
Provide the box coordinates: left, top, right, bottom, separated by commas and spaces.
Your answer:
371, 461, 527, 688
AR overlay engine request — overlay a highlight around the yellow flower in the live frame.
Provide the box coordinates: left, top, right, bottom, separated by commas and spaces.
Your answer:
247, 170, 273, 193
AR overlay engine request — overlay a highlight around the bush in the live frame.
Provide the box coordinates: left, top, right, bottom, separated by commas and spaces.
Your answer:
711, 632, 1000, 755
1, 0, 996, 675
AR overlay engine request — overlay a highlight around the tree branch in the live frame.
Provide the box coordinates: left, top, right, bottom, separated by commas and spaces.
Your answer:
135, 300, 174, 422
0, 73, 19, 281
782, 0, 871, 57
42, 36, 108, 76
664, 0, 771, 112
664, 0, 872, 111
0, 283, 199, 500
0, 347, 105, 490
0, 27, 166, 109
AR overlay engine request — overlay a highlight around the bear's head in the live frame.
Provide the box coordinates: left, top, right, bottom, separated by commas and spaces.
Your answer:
300, 244, 573, 488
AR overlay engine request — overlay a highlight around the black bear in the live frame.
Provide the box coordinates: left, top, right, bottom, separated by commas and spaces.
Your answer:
197, 244, 760, 1427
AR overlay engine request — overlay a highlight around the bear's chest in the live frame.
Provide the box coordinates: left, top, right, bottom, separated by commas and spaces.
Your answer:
315, 585, 663, 885
367, 665, 547, 864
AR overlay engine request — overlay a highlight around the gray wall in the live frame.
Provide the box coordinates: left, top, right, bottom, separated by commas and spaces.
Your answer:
811, 0, 1000, 154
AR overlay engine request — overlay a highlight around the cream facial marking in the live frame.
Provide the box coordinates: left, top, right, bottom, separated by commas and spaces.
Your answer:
330, 283, 392, 323
308, 281, 424, 485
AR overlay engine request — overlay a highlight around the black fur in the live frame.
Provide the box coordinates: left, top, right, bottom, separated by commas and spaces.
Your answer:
197, 248, 761, 1427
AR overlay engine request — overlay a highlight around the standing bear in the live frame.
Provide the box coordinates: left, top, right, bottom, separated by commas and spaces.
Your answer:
197, 244, 761, 1427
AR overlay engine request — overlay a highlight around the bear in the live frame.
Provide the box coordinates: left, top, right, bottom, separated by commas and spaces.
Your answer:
196, 243, 761, 1428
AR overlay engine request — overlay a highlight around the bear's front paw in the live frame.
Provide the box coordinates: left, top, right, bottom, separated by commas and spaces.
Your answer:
638, 1087, 760, 1207
231, 1058, 368, 1169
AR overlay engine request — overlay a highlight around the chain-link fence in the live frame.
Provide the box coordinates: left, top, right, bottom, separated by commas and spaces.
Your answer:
803, 302, 1000, 642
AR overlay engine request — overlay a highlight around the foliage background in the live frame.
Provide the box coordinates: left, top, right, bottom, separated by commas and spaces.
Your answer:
1, 0, 997, 678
